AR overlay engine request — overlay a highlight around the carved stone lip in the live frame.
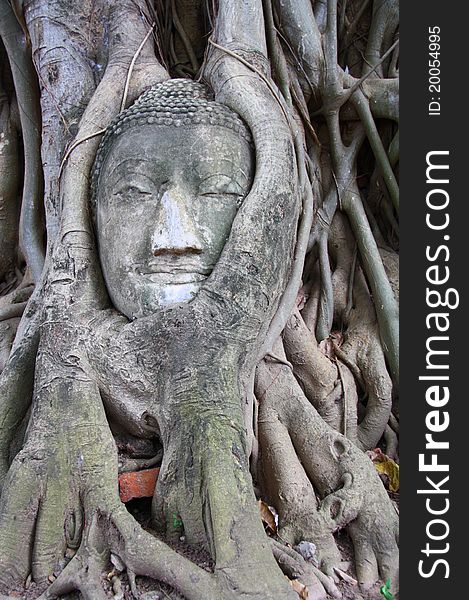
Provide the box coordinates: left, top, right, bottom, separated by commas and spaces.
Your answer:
140, 271, 207, 284
136, 260, 213, 278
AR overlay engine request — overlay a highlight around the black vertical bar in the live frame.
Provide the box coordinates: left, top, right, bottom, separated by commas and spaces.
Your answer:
401, 3, 466, 598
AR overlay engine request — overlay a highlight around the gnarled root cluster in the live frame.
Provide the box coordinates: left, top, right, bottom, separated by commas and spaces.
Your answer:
0, 346, 217, 600
256, 339, 399, 591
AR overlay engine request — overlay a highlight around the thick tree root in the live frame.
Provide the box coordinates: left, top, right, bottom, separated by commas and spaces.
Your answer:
148, 408, 299, 599
271, 539, 341, 599
0, 405, 216, 599
0, 335, 216, 599
38, 507, 218, 600
256, 344, 399, 592
295, 211, 396, 451
0, 329, 298, 599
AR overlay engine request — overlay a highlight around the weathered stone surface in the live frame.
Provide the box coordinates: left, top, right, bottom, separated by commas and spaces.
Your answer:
92, 79, 254, 319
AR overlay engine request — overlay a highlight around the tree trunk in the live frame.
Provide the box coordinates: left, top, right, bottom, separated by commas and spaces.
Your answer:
0, 1, 399, 598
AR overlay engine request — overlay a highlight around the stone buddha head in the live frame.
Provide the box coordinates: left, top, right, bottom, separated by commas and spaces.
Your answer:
91, 79, 254, 319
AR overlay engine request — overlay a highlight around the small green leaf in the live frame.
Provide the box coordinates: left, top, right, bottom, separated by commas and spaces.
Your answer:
172, 513, 183, 530
379, 579, 393, 600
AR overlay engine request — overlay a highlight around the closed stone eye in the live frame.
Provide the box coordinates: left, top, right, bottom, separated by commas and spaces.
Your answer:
112, 185, 152, 199
198, 174, 246, 197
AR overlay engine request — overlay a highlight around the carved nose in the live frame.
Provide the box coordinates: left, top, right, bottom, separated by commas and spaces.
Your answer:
151, 190, 203, 256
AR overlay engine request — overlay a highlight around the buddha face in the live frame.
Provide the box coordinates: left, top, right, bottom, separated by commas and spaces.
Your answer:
96, 124, 253, 319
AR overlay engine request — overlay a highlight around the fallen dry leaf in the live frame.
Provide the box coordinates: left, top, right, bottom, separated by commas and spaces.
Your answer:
288, 577, 309, 599
367, 448, 400, 492
258, 499, 277, 534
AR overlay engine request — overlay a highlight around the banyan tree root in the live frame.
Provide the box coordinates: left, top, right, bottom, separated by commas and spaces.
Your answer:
255, 339, 399, 592
285, 210, 397, 452
283, 306, 360, 445
0, 315, 306, 600
0, 277, 35, 373
270, 538, 341, 600
0, 317, 391, 599
82, 296, 339, 599
0, 357, 216, 599
0, 0, 399, 597
0, 81, 21, 287
0, 1, 45, 283
327, 211, 395, 450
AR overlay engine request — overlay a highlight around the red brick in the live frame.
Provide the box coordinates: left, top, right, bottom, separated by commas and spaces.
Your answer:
118, 467, 160, 503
